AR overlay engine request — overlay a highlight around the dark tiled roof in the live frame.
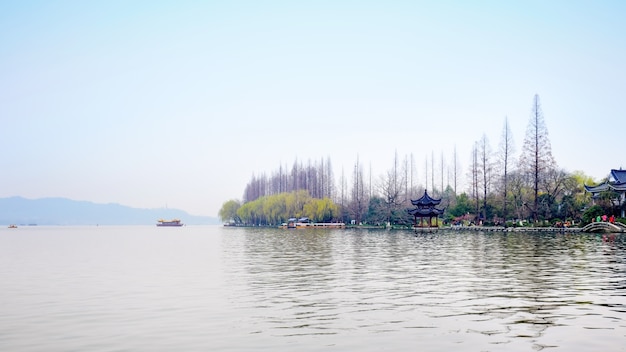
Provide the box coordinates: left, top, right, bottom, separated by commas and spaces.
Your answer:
410, 190, 442, 206
584, 183, 609, 193
611, 169, 626, 184
585, 168, 626, 194
408, 208, 445, 217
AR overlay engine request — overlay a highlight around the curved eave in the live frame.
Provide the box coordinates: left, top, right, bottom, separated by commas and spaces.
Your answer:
609, 184, 626, 191
408, 208, 445, 217
585, 183, 626, 193
411, 200, 442, 206
584, 183, 609, 193
410, 190, 442, 206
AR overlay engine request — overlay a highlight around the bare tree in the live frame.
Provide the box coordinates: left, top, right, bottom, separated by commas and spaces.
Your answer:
440, 151, 445, 198
378, 150, 406, 223
498, 116, 515, 221
539, 167, 570, 219
453, 145, 458, 196
508, 170, 528, 221
404, 154, 409, 202
431, 150, 435, 196
410, 153, 417, 199
425, 156, 429, 192
478, 134, 493, 222
519, 94, 556, 222
469, 142, 480, 217
350, 155, 368, 224
339, 166, 347, 221
324, 155, 334, 199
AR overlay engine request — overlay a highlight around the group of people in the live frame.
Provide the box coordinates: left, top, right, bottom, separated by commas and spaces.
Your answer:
593, 214, 616, 223
554, 220, 572, 228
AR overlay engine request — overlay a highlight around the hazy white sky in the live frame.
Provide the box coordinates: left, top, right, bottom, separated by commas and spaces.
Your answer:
2, 1, 625, 217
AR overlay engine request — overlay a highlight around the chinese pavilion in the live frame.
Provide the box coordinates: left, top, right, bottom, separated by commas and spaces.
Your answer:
584, 168, 626, 218
408, 190, 445, 228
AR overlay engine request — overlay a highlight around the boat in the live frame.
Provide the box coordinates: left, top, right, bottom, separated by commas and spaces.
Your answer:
156, 219, 184, 227
279, 217, 345, 229
8, 224, 17, 228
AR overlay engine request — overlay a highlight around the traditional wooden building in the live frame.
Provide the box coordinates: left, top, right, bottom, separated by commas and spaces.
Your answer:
408, 190, 445, 228
584, 168, 626, 218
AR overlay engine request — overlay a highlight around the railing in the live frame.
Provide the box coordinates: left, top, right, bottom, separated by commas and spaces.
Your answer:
614, 222, 626, 230
581, 221, 625, 233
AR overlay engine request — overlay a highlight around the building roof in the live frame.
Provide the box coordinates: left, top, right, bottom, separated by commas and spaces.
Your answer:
408, 207, 445, 217
585, 183, 626, 193
610, 169, 626, 184
585, 168, 626, 194
410, 190, 442, 207
408, 190, 445, 218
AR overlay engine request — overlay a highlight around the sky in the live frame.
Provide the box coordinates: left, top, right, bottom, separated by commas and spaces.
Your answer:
1, 0, 625, 217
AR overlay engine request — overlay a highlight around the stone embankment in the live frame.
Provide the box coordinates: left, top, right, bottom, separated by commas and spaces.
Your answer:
446, 221, 626, 233
446, 226, 583, 233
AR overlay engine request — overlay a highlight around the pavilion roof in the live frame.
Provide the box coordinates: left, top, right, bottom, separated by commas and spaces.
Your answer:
411, 190, 442, 207
408, 208, 445, 217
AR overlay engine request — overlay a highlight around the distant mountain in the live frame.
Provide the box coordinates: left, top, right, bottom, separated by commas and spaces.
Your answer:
0, 197, 219, 225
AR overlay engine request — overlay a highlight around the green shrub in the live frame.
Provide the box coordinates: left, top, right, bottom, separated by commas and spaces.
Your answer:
582, 205, 603, 224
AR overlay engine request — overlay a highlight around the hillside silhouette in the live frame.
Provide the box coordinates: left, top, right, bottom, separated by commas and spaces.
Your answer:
0, 197, 217, 225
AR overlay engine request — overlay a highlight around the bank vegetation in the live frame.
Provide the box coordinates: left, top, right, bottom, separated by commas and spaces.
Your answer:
219, 95, 624, 227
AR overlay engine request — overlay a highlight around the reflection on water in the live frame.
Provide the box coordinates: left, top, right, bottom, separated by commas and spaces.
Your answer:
223, 229, 626, 351
1, 226, 625, 351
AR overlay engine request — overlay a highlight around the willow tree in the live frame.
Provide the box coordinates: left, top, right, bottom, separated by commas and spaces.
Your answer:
219, 199, 242, 223
519, 94, 556, 222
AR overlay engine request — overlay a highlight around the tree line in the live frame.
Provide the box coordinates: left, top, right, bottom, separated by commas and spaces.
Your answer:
220, 95, 622, 226
219, 190, 339, 226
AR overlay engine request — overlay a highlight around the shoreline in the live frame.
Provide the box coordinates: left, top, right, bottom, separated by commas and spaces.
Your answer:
224, 224, 625, 233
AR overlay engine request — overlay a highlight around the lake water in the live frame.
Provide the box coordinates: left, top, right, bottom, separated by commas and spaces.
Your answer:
1, 226, 625, 351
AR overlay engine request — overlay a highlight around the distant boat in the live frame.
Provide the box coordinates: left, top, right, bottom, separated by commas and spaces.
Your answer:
279, 217, 345, 229
156, 219, 184, 227
8, 224, 17, 228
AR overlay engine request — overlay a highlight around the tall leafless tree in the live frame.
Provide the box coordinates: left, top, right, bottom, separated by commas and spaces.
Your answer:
378, 150, 406, 223
498, 116, 515, 221
440, 151, 445, 198
350, 155, 368, 224
339, 165, 347, 221
425, 156, 429, 192
519, 94, 556, 222
410, 153, 417, 199
453, 145, 458, 196
478, 134, 493, 222
469, 142, 480, 217
404, 154, 409, 202
431, 150, 435, 196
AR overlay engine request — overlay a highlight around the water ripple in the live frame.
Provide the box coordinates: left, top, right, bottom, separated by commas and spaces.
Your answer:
2, 227, 625, 351
221, 229, 626, 350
